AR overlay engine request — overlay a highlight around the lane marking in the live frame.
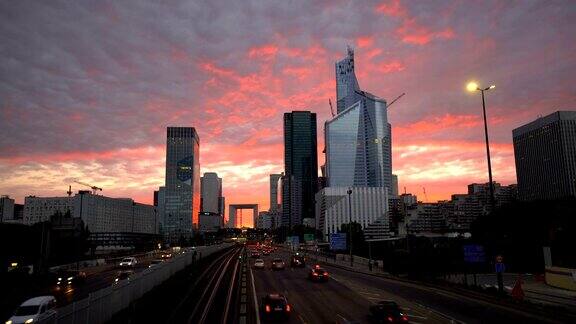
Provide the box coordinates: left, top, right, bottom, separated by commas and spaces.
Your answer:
407, 314, 428, 319
248, 261, 261, 324
298, 314, 308, 324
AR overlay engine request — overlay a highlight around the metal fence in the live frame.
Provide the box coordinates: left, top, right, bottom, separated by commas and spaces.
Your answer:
55, 244, 232, 324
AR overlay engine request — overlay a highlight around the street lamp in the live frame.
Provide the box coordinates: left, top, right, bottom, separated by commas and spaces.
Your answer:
467, 81, 496, 210
347, 188, 353, 266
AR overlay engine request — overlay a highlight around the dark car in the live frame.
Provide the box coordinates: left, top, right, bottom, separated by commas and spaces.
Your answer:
271, 258, 285, 270
56, 270, 87, 286
308, 266, 329, 282
251, 251, 261, 258
262, 294, 291, 319
369, 301, 409, 323
291, 254, 306, 267
114, 270, 134, 285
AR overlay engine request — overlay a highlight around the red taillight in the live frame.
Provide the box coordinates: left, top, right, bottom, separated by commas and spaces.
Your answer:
265, 305, 271, 313
286, 304, 291, 312
402, 315, 409, 322
312, 272, 318, 276
387, 316, 394, 322
323, 272, 329, 276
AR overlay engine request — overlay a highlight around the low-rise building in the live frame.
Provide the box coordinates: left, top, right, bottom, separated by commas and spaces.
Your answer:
315, 187, 389, 239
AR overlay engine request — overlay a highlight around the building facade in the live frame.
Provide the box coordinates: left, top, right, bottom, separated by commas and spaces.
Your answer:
201, 172, 223, 215
198, 212, 223, 232
283, 111, 318, 228
269, 174, 282, 213
0, 195, 15, 223
23, 192, 157, 234
513, 111, 576, 200
23, 196, 75, 225
164, 127, 201, 242
326, 48, 393, 194
315, 187, 389, 239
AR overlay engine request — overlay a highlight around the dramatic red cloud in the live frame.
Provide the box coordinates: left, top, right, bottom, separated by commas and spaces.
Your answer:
1, 1, 574, 229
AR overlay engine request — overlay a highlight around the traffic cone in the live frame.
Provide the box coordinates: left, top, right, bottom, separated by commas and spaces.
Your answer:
511, 274, 525, 301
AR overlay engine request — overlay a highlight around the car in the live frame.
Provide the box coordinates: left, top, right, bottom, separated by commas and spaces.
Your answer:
271, 258, 285, 270
114, 270, 134, 284
254, 259, 265, 269
119, 257, 137, 267
161, 252, 172, 259
251, 251, 261, 258
369, 300, 409, 323
148, 259, 163, 268
55, 269, 87, 287
308, 266, 329, 282
262, 249, 270, 256
6, 296, 57, 324
291, 254, 306, 267
261, 294, 291, 319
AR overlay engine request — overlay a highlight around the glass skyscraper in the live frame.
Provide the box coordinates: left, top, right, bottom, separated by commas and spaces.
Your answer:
164, 127, 201, 242
326, 48, 393, 193
282, 111, 318, 228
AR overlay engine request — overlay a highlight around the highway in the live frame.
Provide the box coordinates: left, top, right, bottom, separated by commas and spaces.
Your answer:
251, 248, 565, 324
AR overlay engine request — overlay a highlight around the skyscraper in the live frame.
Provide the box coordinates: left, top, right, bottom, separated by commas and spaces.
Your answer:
269, 174, 282, 213
283, 111, 318, 228
513, 111, 576, 200
326, 49, 393, 191
164, 127, 201, 242
335, 46, 361, 114
200, 172, 223, 215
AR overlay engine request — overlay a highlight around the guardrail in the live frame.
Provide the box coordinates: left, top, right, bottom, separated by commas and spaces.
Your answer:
54, 243, 233, 324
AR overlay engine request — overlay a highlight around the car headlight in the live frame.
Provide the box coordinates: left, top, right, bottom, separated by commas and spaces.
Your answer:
58, 277, 62, 281
25, 319, 34, 324
115, 278, 119, 282
6, 320, 13, 324
68, 277, 73, 281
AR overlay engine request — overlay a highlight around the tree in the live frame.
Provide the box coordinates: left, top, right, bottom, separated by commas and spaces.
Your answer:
339, 222, 366, 256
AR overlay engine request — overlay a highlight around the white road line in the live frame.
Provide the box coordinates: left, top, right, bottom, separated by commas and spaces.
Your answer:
298, 314, 308, 324
248, 264, 261, 324
407, 314, 428, 319
358, 291, 381, 297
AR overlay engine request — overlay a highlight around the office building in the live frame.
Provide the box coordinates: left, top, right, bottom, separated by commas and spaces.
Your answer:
256, 211, 273, 229
156, 186, 166, 231
269, 174, 282, 213
164, 127, 201, 242
315, 187, 389, 239
325, 48, 393, 193
0, 195, 15, 222
513, 111, 576, 200
201, 172, 224, 215
198, 212, 223, 232
23, 196, 75, 225
23, 192, 157, 234
335, 46, 361, 114
282, 111, 318, 228
391, 174, 399, 197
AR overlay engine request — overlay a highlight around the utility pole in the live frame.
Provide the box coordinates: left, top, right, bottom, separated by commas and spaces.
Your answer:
347, 188, 353, 266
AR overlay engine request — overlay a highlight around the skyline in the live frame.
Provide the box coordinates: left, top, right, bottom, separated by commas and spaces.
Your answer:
1, 1, 576, 227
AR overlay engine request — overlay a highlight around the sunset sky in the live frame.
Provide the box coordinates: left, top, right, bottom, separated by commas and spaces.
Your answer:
1, 1, 575, 227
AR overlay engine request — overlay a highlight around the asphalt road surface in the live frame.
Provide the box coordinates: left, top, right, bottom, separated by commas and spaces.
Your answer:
251, 249, 440, 324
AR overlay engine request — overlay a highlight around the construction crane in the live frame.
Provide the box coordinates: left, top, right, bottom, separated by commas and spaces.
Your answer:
73, 180, 102, 195
328, 98, 335, 117
387, 92, 406, 109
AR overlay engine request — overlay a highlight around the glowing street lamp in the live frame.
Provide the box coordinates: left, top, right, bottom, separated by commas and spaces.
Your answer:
466, 81, 496, 209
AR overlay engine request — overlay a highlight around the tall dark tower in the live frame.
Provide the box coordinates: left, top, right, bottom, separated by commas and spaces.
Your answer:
282, 111, 318, 228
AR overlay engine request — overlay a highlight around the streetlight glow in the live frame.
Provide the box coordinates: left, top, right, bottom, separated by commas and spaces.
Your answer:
489, 85, 496, 89
466, 81, 479, 92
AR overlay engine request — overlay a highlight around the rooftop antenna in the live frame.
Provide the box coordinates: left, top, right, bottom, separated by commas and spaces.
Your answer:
329, 98, 335, 117
66, 185, 72, 197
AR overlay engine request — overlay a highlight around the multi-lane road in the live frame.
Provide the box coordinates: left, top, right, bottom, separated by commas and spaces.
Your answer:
251, 248, 566, 324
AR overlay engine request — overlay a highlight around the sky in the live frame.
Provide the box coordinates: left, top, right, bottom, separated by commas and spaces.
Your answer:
1, 1, 575, 227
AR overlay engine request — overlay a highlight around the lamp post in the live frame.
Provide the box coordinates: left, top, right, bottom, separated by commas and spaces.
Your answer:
347, 188, 353, 266
467, 82, 496, 210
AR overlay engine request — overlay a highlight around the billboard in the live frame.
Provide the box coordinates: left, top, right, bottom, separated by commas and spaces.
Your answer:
329, 233, 347, 251
177, 156, 193, 185
463, 244, 486, 263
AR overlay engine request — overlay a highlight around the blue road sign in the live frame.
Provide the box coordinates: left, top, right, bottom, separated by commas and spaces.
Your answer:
463, 244, 486, 263
495, 262, 506, 273
329, 233, 347, 251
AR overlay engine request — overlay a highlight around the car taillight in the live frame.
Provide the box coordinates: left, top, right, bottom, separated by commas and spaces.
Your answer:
323, 273, 328, 276
387, 316, 394, 322
286, 304, 291, 312
265, 305, 271, 313
312, 272, 318, 276
402, 315, 409, 322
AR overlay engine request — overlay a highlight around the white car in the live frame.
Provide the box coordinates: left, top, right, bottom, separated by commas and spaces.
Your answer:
119, 257, 137, 267
7, 296, 57, 324
254, 259, 265, 269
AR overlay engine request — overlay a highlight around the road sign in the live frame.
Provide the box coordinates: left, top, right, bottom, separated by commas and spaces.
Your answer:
329, 233, 347, 251
463, 244, 486, 263
304, 234, 314, 242
495, 262, 506, 273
